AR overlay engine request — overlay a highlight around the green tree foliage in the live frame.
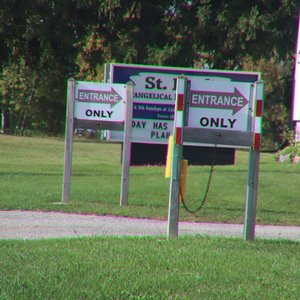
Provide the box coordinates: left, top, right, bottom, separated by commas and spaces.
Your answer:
193, 0, 298, 69
75, 1, 182, 80
0, 59, 38, 134
0, 0, 87, 133
243, 55, 295, 148
0, 0, 299, 146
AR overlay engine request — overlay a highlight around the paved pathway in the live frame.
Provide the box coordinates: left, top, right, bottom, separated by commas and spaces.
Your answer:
0, 210, 299, 241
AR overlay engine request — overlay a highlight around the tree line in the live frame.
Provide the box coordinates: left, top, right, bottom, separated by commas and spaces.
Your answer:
0, 0, 298, 148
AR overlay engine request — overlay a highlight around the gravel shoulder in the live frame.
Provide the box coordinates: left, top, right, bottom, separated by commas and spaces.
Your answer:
0, 210, 299, 241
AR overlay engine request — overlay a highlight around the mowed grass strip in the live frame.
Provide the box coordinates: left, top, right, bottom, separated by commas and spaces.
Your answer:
0, 135, 299, 225
0, 236, 299, 299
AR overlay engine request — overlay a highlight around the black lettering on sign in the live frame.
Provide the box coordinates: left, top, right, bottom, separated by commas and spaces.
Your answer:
199, 117, 237, 129
145, 76, 166, 90
145, 76, 156, 89
132, 121, 147, 129
200, 117, 209, 127
150, 131, 171, 139
153, 122, 168, 130
85, 109, 113, 118
86, 109, 93, 117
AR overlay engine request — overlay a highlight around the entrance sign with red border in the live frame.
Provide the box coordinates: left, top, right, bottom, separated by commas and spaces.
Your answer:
167, 76, 265, 241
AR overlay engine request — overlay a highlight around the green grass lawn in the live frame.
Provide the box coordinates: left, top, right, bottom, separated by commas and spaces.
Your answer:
0, 135, 299, 299
0, 135, 299, 225
0, 236, 299, 299
0, 135, 300, 225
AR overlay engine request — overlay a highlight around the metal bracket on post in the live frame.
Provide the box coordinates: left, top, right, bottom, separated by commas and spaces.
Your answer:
244, 80, 264, 241
120, 81, 134, 206
167, 77, 188, 238
62, 78, 76, 203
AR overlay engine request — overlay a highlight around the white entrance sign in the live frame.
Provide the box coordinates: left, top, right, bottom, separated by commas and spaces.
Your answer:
187, 80, 252, 132
75, 81, 126, 123
62, 79, 134, 206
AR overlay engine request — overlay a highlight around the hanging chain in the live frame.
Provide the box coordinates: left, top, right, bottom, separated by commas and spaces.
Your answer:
180, 146, 217, 214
